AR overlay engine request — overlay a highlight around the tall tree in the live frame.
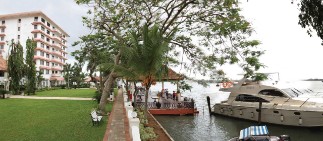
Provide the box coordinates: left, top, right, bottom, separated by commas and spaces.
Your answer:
63, 63, 72, 89
36, 70, 44, 89
72, 33, 114, 92
297, 0, 323, 44
8, 40, 24, 95
76, 0, 264, 113
118, 24, 172, 120
25, 39, 37, 95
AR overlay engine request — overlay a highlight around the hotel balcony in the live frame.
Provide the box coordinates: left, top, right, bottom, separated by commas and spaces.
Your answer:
0, 25, 6, 28
52, 29, 61, 36
35, 47, 51, 54
51, 58, 64, 65
32, 21, 52, 33
52, 43, 61, 50
51, 66, 63, 71
31, 30, 51, 39
33, 56, 51, 62
34, 38, 51, 47
52, 51, 62, 57
0, 41, 5, 45
39, 65, 51, 70
59, 42, 67, 47
0, 33, 5, 37
51, 74, 61, 77
52, 36, 61, 43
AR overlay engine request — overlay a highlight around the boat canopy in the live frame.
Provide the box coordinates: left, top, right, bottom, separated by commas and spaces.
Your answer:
239, 126, 269, 139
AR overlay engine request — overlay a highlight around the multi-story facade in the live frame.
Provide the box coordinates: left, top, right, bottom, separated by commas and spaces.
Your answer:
0, 11, 69, 87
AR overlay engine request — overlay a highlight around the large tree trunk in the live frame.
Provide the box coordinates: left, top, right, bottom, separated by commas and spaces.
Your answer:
144, 88, 149, 123
98, 72, 115, 114
98, 52, 121, 114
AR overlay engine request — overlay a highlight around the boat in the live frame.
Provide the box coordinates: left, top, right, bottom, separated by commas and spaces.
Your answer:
228, 125, 290, 141
212, 77, 323, 127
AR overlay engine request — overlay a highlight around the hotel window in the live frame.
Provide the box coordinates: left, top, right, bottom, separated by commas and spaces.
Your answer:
34, 17, 38, 21
52, 41, 55, 44
1, 28, 4, 33
18, 19, 21, 23
41, 35, 45, 40
40, 60, 44, 65
46, 38, 50, 42
52, 71, 54, 74
41, 26, 45, 31
46, 54, 50, 58
0, 45, 4, 49
52, 63, 54, 66
18, 27, 20, 31
41, 18, 45, 23
34, 34, 37, 38
46, 70, 49, 74
1, 20, 4, 25
47, 22, 50, 27
34, 51, 37, 55
18, 35, 20, 39
41, 51, 44, 56
52, 55, 54, 59
41, 43, 44, 48
47, 30, 50, 35
46, 62, 49, 66
1, 36, 4, 41
0, 71, 4, 77
34, 25, 37, 29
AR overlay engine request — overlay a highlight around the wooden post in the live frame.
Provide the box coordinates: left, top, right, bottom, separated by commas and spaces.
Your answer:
162, 81, 164, 97
207, 96, 211, 114
258, 101, 262, 125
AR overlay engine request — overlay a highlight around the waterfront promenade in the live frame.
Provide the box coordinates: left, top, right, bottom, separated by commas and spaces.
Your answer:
103, 89, 131, 141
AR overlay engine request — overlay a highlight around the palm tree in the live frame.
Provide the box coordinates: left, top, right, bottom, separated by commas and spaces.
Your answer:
118, 24, 172, 121
63, 63, 72, 89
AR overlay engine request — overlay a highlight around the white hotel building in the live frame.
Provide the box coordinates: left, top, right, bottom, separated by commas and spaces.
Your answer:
0, 11, 69, 87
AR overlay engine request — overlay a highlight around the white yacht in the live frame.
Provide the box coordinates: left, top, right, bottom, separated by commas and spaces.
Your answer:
212, 78, 323, 127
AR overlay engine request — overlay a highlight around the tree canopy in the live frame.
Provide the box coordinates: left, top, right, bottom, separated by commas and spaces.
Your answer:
297, 0, 323, 45
75, 0, 264, 112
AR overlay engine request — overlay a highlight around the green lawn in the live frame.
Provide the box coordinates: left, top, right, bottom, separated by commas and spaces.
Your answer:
35, 89, 96, 98
0, 99, 113, 141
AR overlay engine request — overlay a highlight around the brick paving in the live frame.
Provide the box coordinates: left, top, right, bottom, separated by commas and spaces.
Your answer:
103, 89, 131, 141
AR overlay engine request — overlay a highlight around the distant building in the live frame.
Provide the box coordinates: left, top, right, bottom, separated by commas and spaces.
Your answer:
0, 11, 69, 87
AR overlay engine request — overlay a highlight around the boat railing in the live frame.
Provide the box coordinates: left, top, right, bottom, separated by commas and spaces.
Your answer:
136, 101, 195, 109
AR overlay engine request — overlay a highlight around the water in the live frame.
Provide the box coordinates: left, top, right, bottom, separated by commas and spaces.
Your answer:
150, 81, 323, 141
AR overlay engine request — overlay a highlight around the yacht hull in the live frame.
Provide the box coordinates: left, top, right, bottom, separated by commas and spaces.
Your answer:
213, 104, 323, 127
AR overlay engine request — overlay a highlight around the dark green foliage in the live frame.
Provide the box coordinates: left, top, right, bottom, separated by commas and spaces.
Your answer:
0, 89, 9, 99
298, 0, 323, 44
63, 63, 72, 89
8, 41, 24, 95
36, 71, 44, 89
93, 91, 102, 104
25, 39, 37, 95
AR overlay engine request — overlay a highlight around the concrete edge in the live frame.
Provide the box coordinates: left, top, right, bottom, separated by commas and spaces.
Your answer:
148, 111, 175, 141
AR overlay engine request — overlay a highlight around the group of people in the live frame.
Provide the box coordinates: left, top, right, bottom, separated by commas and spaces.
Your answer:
159, 89, 180, 101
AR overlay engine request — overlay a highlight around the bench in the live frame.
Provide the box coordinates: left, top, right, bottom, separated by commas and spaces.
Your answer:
90, 110, 103, 126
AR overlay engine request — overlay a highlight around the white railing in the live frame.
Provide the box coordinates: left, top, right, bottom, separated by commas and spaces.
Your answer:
123, 90, 141, 141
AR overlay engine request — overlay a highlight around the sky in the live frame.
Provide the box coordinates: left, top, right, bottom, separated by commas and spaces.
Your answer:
1, 0, 323, 81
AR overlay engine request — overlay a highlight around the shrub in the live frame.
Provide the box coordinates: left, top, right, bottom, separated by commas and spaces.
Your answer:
93, 91, 102, 104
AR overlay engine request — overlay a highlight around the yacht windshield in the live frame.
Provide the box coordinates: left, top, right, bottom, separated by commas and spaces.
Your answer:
281, 88, 318, 98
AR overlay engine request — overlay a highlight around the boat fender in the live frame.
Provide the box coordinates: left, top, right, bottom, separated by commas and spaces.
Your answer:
220, 108, 224, 113
280, 115, 284, 122
239, 110, 243, 115
299, 117, 302, 125
251, 112, 254, 118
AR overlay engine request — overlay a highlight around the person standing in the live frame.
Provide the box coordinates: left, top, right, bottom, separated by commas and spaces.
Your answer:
173, 91, 176, 100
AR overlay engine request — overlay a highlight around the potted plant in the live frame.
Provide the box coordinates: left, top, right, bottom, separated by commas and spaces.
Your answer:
156, 101, 161, 109
0, 89, 9, 99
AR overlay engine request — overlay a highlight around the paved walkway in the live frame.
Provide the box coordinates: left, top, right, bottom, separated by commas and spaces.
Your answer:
9, 95, 92, 100
103, 89, 131, 141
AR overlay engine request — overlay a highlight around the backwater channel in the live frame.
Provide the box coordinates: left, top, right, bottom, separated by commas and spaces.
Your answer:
150, 81, 323, 141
